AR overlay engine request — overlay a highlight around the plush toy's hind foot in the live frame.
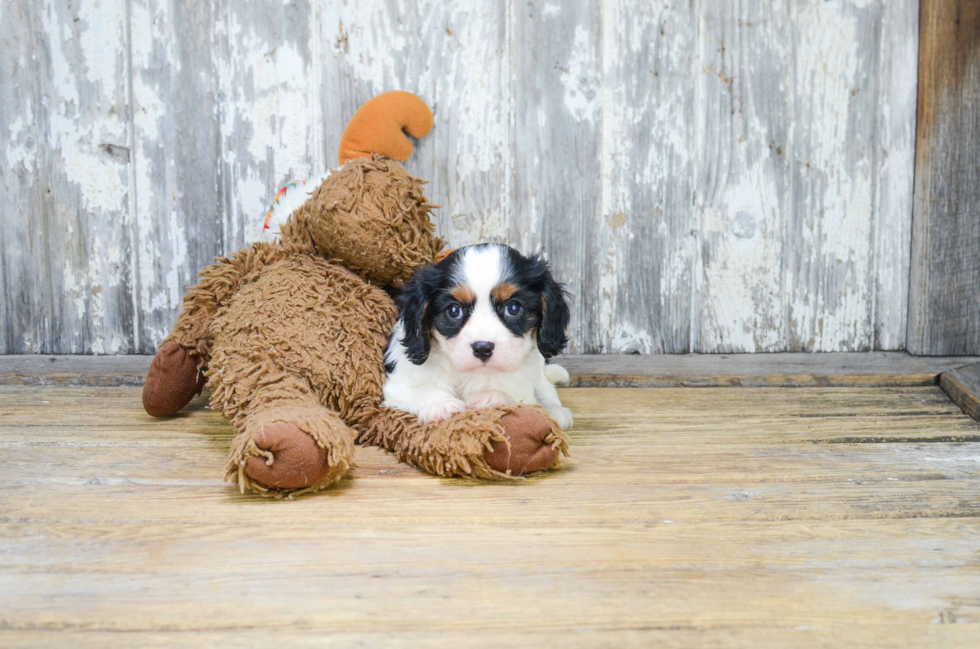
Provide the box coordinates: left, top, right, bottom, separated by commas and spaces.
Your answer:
243, 422, 333, 490
227, 406, 355, 496
142, 341, 205, 417
485, 407, 566, 475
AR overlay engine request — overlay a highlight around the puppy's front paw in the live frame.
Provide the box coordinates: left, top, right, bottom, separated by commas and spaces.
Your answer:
418, 399, 467, 424
544, 363, 570, 385
548, 406, 574, 430
465, 390, 515, 410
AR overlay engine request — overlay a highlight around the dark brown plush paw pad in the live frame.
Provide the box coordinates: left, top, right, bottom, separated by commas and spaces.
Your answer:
142, 341, 205, 417
245, 423, 331, 490
485, 408, 560, 475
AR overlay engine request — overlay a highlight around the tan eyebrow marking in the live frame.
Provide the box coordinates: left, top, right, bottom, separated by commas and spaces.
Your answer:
491, 282, 518, 302
450, 285, 476, 303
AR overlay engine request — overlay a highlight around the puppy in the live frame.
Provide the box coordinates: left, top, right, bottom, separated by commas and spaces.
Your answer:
382, 244, 573, 428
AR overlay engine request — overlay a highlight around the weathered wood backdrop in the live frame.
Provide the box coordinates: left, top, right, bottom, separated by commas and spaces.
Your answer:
1, 0, 927, 354
908, 0, 980, 356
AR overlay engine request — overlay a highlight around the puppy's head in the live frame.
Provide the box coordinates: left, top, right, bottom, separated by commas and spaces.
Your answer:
398, 244, 570, 373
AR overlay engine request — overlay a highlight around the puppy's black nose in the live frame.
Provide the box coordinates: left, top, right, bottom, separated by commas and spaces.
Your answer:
471, 341, 494, 361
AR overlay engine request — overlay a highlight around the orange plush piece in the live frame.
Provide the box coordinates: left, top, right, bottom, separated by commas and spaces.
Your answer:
338, 91, 434, 164
142, 91, 569, 497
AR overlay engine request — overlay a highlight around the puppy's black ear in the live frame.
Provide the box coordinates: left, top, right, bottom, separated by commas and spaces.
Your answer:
537, 266, 570, 358
397, 265, 438, 365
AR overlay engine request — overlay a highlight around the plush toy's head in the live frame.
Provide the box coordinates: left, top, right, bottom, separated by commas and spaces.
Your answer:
303, 155, 443, 287
293, 91, 444, 287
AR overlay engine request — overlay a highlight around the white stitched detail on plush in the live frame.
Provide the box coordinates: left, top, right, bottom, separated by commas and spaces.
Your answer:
256, 169, 336, 244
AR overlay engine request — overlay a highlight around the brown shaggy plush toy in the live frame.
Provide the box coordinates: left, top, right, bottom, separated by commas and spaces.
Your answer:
142, 91, 569, 496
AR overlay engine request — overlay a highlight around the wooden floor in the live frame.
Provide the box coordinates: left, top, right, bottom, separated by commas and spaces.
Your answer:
2, 384, 979, 647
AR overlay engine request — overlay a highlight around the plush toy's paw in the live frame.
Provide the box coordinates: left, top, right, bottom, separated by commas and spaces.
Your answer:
142, 341, 205, 417
547, 405, 574, 430
465, 390, 515, 410
485, 407, 562, 475
244, 423, 332, 490
418, 398, 467, 424
544, 363, 570, 385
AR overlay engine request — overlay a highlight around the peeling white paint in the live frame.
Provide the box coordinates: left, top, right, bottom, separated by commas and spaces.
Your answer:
31, 0, 133, 352
41, 4, 129, 216
5, 114, 34, 172
595, 0, 697, 353
129, 0, 185, 333
611, 323, 654, 355
699, 159, 784, 352
216, 9, 318, 247
322, 2, 512, 249
3, 0, 920, 354
691, 0, 913, 353
560, 25, 599, 124
873, 0, 918, 350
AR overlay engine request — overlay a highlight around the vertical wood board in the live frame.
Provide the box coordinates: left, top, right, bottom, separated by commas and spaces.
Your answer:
592, 0, 696, 353
30, 0, 135, 354
908, 0, 980, 356
509, 0, 602, 351
130, 0, 225, 352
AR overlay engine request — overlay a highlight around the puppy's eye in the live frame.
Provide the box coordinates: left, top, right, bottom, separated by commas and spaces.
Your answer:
505, 302, 522, 317
447, 304, 463, 320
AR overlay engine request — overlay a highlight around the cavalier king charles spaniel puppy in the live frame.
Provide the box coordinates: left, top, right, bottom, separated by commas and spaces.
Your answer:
382, 243, 573, 428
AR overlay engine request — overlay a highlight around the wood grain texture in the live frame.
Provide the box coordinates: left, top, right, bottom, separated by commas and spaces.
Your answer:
557, 352, 980, 388
875, 1, 920, 351
0, 0, 35, 353
908, 0, 980, 356
1, 384, 979, 645
214, 0, 322, 254
319, 1, 510, 249
695, 1, 918, 353
593, 0, 696, 354
2, 1, 923, 354
695, 1, 792, 353
129, 0, 225, 351
509, 0, 602, 351
3, 0, 136, 354
940, 361, 980, 421
1, 628, 978, 649
0, 354, 152, 386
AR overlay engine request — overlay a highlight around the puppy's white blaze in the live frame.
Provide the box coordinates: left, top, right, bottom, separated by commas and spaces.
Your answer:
451, 244, 502, 295
442, 246, 530, 374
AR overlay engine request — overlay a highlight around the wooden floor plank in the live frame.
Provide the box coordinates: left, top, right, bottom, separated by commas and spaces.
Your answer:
559, 352, 980, 387
3, 520, 978, 598
4, 440, 979, 488
1, 384, 978, 645
0, 627, 976, 649
941, 361, 980, 421
2, 566, 978, 631
0, 384, 968, 422
0, 355, 151, 387
3, 352, 979, 388
4, 480, 978, 525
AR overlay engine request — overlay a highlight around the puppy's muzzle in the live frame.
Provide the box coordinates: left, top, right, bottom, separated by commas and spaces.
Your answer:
471, 341, 494, 362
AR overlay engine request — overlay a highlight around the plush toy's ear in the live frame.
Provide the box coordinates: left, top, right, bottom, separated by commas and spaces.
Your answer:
537, 269, 570, 359
397, 265, 439, 365
338, 91, 434, 165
